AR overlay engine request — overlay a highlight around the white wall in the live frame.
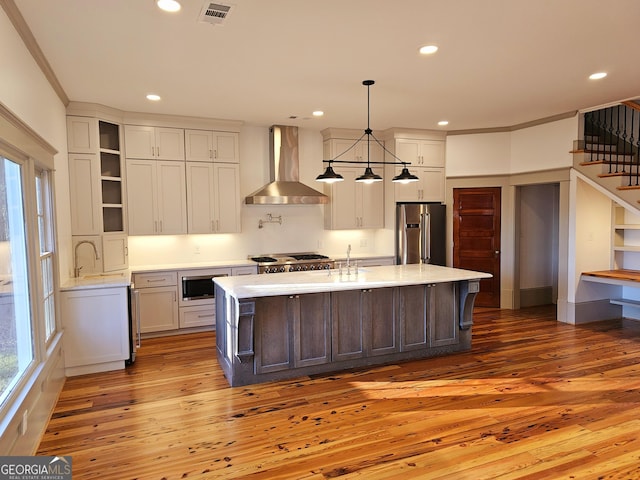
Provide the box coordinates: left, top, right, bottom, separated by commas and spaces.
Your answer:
0, 7, 68, 456
0, 11, 71, 275
446, 131, 511, 177
510, 117, 576, 173
571, 177, 615, 303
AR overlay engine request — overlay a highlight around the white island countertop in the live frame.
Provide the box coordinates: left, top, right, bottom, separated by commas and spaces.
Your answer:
214, 264, 492, 299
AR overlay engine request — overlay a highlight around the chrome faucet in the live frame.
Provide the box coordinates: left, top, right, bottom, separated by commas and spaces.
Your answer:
346, 244, 352, 274
74, 240, 100, 278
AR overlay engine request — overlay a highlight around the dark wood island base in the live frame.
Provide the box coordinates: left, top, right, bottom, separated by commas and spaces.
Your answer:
214, 271, 484, 387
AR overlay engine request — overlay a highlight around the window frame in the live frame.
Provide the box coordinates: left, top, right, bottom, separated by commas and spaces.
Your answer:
35, 168, 57, 344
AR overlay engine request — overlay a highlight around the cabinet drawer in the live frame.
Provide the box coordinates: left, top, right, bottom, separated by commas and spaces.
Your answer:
179, 304, 215, 329
232, 265, 258, 276
133, 271, 177, 288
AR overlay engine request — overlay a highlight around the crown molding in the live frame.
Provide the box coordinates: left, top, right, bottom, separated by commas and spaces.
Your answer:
446, 111, 577, 136
1, 0, 69, 106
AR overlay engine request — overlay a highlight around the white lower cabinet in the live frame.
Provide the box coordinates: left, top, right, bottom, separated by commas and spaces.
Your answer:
138, 286, 179, 333
132, 271, 179, 334
179, 304, 215, 328
60, 286, 129, 376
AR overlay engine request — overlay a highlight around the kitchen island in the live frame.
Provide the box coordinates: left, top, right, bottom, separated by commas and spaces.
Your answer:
214, 264, 491, 386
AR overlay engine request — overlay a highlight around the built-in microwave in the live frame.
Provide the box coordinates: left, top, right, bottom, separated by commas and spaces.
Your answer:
178, 269, 229, 307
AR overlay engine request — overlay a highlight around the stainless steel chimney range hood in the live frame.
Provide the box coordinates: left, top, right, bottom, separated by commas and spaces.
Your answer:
245, 125, 328, 205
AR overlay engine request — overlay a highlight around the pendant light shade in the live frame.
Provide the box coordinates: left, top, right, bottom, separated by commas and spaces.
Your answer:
317, 80, 420, 187
355, 167, 383, 183
392, 166, 419, 183
316, 164, 344, 183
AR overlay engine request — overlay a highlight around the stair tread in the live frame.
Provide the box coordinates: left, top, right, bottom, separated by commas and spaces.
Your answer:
572, 150, 635, 157
618, 185, 640, 190
580, 160, 638, 167
599, 172, 629, 178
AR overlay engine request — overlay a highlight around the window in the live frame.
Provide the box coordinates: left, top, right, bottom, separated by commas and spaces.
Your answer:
0, 156, 34, 407
36, 169, 55, 342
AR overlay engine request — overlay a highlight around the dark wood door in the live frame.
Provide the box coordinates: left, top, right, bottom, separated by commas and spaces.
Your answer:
453, 187, 501, 308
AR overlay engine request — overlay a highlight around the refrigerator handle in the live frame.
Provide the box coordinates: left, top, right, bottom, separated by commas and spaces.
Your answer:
421, 212, 431, 263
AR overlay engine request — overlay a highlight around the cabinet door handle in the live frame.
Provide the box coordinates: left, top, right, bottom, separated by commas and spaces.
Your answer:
198, 313, 214, 318
154, 220, 158, 233
159, 220, 163, 232
156, 146, 160, 157
151, 146, 155, 157
209, 149, 213, 159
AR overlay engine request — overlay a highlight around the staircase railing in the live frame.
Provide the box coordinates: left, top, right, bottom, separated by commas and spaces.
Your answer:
584, 103, 640, 186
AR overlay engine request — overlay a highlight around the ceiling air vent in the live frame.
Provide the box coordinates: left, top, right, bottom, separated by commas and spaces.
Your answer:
198, 2, 233, 25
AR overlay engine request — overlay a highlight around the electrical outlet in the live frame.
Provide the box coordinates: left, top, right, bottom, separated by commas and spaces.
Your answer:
194, 245, 201, 255
360, 239, 368, 248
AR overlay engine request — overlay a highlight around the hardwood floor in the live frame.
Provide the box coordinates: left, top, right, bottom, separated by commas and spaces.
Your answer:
37, 306, 640, 479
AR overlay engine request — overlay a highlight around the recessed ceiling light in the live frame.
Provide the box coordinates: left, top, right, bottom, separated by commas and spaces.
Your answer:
157, 0, 181, 13
438, 120, 449, 126
312, 111, 324, 117
589, 72, 607, 80
419, 45, 439, 55
146, 94, 161, 101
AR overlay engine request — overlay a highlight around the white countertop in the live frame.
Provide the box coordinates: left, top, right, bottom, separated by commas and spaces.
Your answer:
60, 271, 131, 291
214, 264, 492, 299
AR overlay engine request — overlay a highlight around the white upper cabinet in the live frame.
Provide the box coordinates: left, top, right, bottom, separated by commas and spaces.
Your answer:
186, 162, 241, 233
126, 159, 187, 235
124, 125, 185, 160
322, 129, 385, 230
67, 116, 98, 154
324, 168, 384, 230
185, 130, 239, 163
395, 139, 445, 167
323, 137, 384, 164
394, 167, 444, 202
384, 131, 446, 203
69, 153, 102, 235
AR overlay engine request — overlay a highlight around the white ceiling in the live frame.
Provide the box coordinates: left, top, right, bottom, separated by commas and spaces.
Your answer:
12, 0, 640, 132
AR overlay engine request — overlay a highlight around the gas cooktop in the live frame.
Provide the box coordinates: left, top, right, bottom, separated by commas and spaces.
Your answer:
249, 253, 334, 273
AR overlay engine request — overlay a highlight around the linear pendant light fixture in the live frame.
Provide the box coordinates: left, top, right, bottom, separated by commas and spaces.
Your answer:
316, 80, 419, 185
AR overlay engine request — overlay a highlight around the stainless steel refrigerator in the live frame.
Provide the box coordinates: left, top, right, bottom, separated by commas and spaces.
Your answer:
396, 202, 446, 265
